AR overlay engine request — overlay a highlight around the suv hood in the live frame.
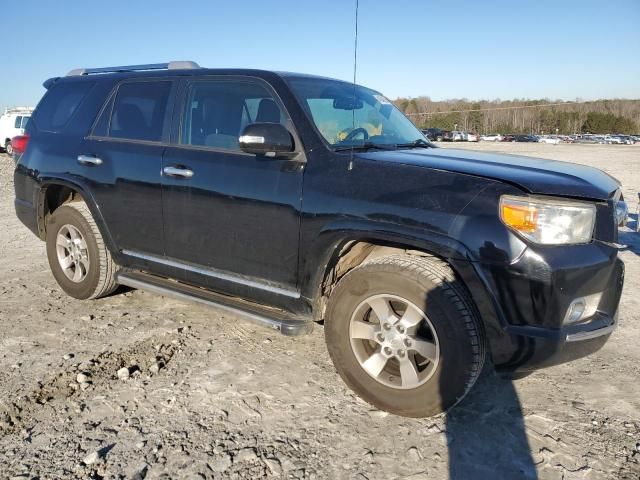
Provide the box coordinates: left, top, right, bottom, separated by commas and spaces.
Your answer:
358, 148, 620, 200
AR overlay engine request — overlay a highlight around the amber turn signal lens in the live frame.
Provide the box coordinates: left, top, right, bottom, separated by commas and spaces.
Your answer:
499, 194, 596, 245
501, 202, 538, 233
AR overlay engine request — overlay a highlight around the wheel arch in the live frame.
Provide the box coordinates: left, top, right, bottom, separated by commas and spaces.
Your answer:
303, 226, 509, 363
36, 179, 119, 258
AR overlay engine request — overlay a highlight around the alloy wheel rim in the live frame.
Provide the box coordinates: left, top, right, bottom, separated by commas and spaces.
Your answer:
55, 224, 90, 283
349, 294, 440, 390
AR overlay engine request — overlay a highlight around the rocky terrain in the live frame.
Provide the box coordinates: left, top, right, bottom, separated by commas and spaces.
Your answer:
0, 143, 639, 479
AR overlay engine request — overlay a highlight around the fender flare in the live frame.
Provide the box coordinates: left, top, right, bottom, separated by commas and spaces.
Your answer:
300, 220, 511, 361
35, 175, 120, 260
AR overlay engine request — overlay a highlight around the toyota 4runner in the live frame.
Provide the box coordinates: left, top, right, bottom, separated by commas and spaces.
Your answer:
13, 61, 625, 417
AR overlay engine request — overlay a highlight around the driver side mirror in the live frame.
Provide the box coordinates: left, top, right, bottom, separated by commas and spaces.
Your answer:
239, 123, 295, 158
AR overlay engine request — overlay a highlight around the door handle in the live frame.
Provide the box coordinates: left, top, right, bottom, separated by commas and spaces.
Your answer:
77, 155, 103, 166
163, 166, 194, 178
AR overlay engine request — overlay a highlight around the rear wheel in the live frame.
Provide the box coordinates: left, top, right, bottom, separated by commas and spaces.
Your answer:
324, 254, 485, 417
46, 202, 118, 300
5, 140, 13, 156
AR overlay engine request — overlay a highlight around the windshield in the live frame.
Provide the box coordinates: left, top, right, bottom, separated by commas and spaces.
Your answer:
287, 77, 426, 148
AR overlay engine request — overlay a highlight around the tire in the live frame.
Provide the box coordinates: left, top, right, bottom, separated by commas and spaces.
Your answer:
46, 202, 118, 300
5, 140, 13, 156
324, 254, 485, 417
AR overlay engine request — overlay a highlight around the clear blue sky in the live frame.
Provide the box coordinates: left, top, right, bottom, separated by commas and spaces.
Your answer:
2, 0, 639, 111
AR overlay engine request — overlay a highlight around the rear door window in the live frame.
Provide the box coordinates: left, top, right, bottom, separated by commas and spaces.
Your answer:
109, 81, 172, 142
14, 116, 22, 128
32, 81, 95, 132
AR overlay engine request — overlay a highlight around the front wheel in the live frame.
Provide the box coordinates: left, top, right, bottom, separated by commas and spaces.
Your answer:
5, 140, 13, 156
324, 254, 485, 417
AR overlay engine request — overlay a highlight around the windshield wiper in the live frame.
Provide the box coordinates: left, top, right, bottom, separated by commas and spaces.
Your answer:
334, 142, 398, 152
396, 139, 434, 149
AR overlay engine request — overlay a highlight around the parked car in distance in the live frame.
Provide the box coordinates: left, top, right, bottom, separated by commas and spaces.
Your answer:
422, 128, 445, 142
603, 135, 623, 145
614, 135, 634, 145
462, 131, 479, 142
450, 130, 465, 141
575, 136, 600, 144
441, 130, 454, 141
538, 135, 561, 144
0, 107, 33, 155
14, 61, 625, 418
514, 134, 539, 142
480, 133, 503, 141
501, 134, 515, 142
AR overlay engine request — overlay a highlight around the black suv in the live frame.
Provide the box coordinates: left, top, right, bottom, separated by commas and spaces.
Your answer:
14, 62, 625, 417
421, 128, 445, 141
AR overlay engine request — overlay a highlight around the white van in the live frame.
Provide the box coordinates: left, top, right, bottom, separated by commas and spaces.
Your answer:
0, 107, 34, 154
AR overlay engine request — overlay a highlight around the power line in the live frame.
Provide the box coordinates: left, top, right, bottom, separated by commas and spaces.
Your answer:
404, 100, 610, 116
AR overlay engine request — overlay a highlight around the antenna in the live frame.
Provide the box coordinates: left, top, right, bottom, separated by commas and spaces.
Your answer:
353, 0, 359, 88
349, 0, 360, 168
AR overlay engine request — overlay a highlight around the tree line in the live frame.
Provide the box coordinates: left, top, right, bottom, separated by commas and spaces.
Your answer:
393, 97, 640, 135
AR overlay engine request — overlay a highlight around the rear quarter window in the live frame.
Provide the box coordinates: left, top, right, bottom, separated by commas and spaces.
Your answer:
32, 81, 95, 132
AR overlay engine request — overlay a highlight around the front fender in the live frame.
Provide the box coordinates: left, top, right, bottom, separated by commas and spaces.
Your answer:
299, 220, 513, 362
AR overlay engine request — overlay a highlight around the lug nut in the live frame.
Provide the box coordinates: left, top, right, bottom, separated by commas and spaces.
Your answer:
396, 325, 405, 334
404, 338, 412, 347
383, 347, 393, 356
397, 349, 406, 357
383, 323, 391, 331
376, 333, 385, 343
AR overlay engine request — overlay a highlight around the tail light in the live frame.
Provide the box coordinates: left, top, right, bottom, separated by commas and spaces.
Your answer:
11, 135, 30, 155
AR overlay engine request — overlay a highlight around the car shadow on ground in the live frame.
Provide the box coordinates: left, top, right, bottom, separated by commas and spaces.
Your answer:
421, 245, 538, 479
444, 368, 537, 479
619, 213, 639, 256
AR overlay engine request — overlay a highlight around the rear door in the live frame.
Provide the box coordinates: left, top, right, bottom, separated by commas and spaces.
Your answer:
160, 76, 304, 302
81, 79, 176, 257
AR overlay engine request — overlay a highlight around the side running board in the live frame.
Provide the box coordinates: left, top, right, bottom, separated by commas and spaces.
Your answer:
116, 271, 313, 336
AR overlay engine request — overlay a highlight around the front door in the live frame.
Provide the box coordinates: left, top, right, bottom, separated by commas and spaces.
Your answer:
161, 77, 304, 302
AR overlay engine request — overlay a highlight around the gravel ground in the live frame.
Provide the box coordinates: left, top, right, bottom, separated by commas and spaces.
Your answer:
0, 143, 639, 480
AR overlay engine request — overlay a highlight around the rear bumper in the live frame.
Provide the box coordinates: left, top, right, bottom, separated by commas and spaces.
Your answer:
15, 197, 40, 237
14, 163, 42, 238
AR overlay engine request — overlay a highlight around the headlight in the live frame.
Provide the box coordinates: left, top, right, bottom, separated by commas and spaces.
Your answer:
500, 195, 596, 245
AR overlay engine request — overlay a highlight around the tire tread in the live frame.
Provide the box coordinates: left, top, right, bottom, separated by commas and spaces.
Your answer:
64, 202, 118, 299
360, 254, 486, 398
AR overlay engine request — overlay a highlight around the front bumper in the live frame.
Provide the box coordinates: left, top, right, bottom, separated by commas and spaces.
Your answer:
499, 311, 617, 371
475, 241, 624, 371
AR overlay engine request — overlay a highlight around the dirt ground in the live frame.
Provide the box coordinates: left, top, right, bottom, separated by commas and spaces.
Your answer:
0, 143, 638, 480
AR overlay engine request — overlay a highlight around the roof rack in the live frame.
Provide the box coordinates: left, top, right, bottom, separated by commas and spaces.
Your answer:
3, 106, 34, 114
66, 61, 200, 77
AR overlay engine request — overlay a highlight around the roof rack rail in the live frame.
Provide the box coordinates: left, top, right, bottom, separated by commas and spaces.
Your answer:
66, 61, 200, 77
4, 106, 34, 114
